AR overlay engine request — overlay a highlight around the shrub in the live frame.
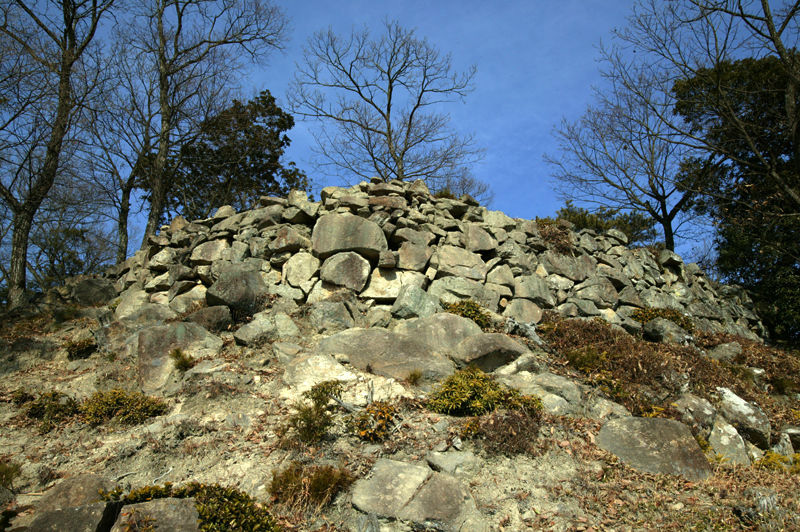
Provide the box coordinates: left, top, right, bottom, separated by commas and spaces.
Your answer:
23, 391, 80, 433
631, 307, 694, 333
427, 367, 543, 417
433, 188, 456, 199
169, 348, 195, 372
754, 451, 792, 472
404, 369, 423, 386
269, 461, 354, 512
283, 381, 343, 444
535, 217, 573, 254
460, 408, 542, 456
442, 300, 492, 331
103, 482, 279, 531
80, 390, 168, 426
0, 459, 21, 490
63, 336, 97, 361
349, 401, 398, 442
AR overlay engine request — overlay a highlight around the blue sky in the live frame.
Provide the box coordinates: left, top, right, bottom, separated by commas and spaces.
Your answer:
248, 1, 635, 220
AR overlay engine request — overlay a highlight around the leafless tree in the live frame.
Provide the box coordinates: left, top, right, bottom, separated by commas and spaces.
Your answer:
289, 20, 487, 198
119, 0, 289, 246
0, 0, 115, 308
546, 65, 705, 251
611, 0, 800, 214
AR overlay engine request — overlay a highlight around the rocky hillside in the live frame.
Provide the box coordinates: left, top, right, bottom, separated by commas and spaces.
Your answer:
1, 178, 799, 531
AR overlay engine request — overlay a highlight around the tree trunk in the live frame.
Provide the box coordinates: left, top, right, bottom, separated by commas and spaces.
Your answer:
7, 210, 34, 308
116, 184, 131, 264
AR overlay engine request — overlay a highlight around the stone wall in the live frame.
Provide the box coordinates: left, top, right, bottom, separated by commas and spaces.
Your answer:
110, 178, 763, 340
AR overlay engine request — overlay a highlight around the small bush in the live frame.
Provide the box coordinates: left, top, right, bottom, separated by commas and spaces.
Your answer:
80, 389, 168, 426
460, 408, 542, 456
24, 391, 80, 433
535, 217, 573, 254
11, 389, 34, 406
103, 482, 279, 531
434, 188, 456, 199
349, 401, 398, 442
427, 367, 543, 417
169, 348, 195, 372
0, 459, 21, 490
284, 381, 343, 444
63, 336, 97, 361
442, 300, 492, 331
404, 369, 423, 386
631, 307, 695, 333
269, 461, 354, 512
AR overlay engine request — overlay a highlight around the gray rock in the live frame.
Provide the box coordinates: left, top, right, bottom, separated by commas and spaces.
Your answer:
69, 277, 117, 306
391, 284, 441, 319
317, 327, 454, 383
233, 311, 299, 346
538, 251, 596, 282
185, 305, 232, 332
393, 313, 483, 354
716, 387, 771, 448
427, 277, 501, 311
486, 264, 515, 288
709, 418, 750, 465
452, 333, 528, 372
206, 267, 270, 317
168, 285, 206, 315
396, 241, 433, 271
351, 459, 479, 529
597, 417, 712, 481
502, 298, 543, 324
269, 225, 311, 254
708, 342, 742, 363
282, 252, 320, 288
132, 322, 223, 393
430, 245, 487, 281
36, 474, 115, 513
643, 317, 690, 344
114, 287, 150, 321
426, 450, 480, 475
110, 498, 199, 531
574, 276, 619, 309
785, 426, 800, 450
360, 268, 425, 302
189, 239, 229, 265
308, 300, 355, 334
514, 275, 555, 308
311, 213, 388, 260
672, 393, 716, 432
319, 252, 371, 291
462, 223, 497, 252
27, 502, 122, 532
582, 395, 631, 420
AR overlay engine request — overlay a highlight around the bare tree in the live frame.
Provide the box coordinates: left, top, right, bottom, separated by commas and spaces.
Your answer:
289, 20, 486, 197
546, 66, 704, 251
119, 0, 289, 246
0, 0, 115, 308
611, 0, 800, 214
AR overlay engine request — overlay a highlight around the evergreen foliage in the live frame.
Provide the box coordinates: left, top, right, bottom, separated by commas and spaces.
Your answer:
554, 201, 657, 246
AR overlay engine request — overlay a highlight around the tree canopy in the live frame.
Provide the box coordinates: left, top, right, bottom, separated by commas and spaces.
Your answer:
169, 91, 308, 220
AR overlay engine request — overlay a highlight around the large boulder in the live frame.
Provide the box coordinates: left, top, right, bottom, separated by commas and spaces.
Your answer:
390, 285, 441, 319
452, 333, 529, 372
317, 328, 454, 383
514, 275, 555, 308
206, 267, 269, 317
351, 459, 484, 530
393, 313, 483, 354
597, 417, 712, 481
69, 277, 117, 306
360, 269, 426, 302
319, 252, 371, 292
110, 498, 199, 532
430, 245, 487, 281
131, 322, 223, 393
715, 387, 771, 448
311, 213, 388, 260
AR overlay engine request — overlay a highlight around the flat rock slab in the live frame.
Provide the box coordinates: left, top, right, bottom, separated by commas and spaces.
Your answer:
36, 474, 115, 513
317, 328, 454, 383
351, 459, 476, 528
597, 417, 712, 481
453, 333, 528, 372
311, 213, 388, 260
393, 313, 483, 354
111, 498, 199, 531
27, 502, 122, 532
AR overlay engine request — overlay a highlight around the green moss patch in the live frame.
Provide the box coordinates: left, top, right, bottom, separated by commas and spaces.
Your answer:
442, 299, 492, 330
